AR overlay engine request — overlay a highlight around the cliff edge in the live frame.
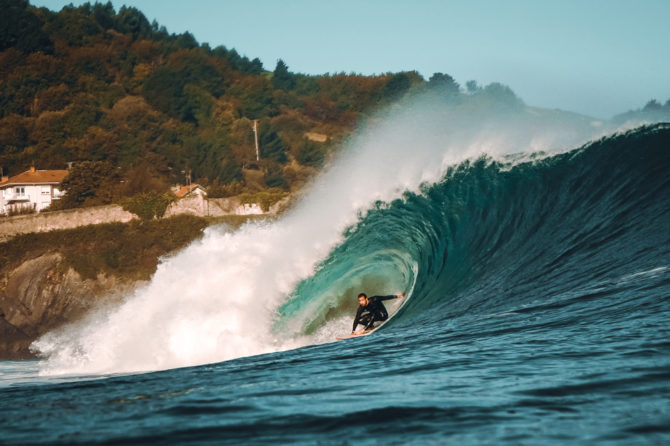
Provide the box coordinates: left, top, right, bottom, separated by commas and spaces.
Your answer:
0, 253, 138, 359
0, 214, 214, 360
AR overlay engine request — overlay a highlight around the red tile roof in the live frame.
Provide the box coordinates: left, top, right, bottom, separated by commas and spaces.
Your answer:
174, 184, 205, 198
1, 169, 68, 186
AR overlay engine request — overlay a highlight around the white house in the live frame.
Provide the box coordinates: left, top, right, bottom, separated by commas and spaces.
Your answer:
0, 167, 68, 215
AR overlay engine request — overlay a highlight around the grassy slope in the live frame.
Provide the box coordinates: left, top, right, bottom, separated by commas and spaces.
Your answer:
0, 214, 212, 281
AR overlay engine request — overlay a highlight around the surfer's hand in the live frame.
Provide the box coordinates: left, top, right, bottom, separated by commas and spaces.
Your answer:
397, 293, 405, 299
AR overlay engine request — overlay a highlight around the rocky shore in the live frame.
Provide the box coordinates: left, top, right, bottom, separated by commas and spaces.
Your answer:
0, 214, 222, 360
0, 197, 288, 360
0, 253, 140, 359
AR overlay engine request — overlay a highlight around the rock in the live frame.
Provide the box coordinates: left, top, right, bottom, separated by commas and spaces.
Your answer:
0, 317, 32, 360
0, 253, 140, 360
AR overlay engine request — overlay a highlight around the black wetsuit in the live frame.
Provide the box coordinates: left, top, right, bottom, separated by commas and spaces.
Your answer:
352, 295, 396, 332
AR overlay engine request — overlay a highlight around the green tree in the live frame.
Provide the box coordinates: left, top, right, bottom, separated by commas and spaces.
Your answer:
58, 160, 120, 208
44, 3, 102, 46
219, 155, 243, 184
65, 94, 102, 138
173, 31, 198, 49
92, 2, 115, 30
296, 138, 326, 167
480, 82, 524, 108
182, 84, 214, 127
466, 80, 480, 93
206, 179, 243, 198
643, 99, 662, 111
142, 67, 193, 121
247, 57, 264, 75
259, 126, 288, 163
167, 49, 226, 97
213, 46, 264, 74
122, 153, 171, 196
273, 59, 296, 91
382, 73, 411, 102
0, 0, 53, 54
62, 125, 119, 162
263, 161, 288, 189
116, 5, 151, 39
184, 137, 242, 184
428, 72, 460, 100
234, 77, 276, 119
295, 74, 320, 96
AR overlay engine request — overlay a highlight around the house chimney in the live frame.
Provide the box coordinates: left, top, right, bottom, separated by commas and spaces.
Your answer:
30, 166, 36, 173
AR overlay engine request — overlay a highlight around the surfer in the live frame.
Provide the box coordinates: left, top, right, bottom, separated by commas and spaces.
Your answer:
351, 292, 405, 335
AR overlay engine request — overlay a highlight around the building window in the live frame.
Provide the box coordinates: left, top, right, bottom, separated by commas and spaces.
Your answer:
15, 186, 25, 197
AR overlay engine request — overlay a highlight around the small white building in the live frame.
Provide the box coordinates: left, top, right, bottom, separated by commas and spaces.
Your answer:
172, 183, 207, 199
0, 167, 68, 215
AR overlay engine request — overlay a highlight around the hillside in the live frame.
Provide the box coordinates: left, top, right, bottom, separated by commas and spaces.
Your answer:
0, 0, 545, 209
0, 0, 412, 203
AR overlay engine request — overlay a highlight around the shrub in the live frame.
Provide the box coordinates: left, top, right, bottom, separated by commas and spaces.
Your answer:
238, 188, 287, 212
0, 215, 209, 281
207, 180, 243, 198
121, 191, 175, 220
5, 203, 36, 217
296, 138, 326, 167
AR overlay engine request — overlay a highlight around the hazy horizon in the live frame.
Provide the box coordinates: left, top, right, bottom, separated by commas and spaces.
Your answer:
31, 0, 670, 119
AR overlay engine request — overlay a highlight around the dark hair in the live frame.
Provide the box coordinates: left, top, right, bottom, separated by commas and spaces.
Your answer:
357, 293, 367, 299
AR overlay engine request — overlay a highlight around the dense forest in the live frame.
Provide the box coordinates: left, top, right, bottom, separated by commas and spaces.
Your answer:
0, 0, 424, 207
6, 0, 665, 211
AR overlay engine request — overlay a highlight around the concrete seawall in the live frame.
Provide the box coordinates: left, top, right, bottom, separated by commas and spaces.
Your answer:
0, 205, 135, 242
0, 196, 286, 242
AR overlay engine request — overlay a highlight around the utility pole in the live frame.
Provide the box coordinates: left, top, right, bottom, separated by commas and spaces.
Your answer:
252, 120, 260, 161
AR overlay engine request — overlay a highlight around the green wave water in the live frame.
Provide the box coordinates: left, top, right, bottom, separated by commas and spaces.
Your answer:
280, 123, 670, 340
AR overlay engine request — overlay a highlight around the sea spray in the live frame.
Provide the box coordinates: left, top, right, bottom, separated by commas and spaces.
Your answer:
34, 95, 618, 375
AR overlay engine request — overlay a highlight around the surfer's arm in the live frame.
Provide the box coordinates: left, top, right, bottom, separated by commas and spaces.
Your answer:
375, 294, 404, 301
352, 307, 363, 332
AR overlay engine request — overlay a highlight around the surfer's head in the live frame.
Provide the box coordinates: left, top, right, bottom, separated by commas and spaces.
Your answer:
357, 293, 369, 306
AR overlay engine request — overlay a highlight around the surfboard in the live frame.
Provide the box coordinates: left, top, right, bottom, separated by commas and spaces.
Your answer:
336, 330, 374, 340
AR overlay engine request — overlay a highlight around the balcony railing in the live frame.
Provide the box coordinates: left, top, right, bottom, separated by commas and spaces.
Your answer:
5, 195, 30, 202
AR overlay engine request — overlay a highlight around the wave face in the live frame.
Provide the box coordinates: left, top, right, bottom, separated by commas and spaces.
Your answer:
281, 123, 670, 334
4, 118, 670, 443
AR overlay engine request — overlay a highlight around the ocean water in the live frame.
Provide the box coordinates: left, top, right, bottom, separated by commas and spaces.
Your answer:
1, 107, 669, 443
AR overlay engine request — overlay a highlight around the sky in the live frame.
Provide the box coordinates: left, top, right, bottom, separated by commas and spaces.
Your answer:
32, 0, 670, 118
